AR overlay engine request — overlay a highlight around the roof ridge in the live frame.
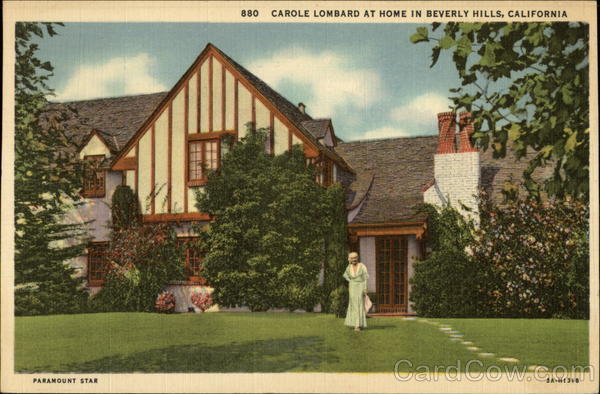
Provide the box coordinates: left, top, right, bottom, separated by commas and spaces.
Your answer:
53, 91, 169, 105
339, 134, 438, 144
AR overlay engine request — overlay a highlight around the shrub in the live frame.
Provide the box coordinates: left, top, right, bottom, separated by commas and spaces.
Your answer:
329, 285, 349, 318
91, 223, 185, 312
155, 291, 176, 313
191, 291, 213, 312
410, 203, 493, 318
111, 185, 142, 230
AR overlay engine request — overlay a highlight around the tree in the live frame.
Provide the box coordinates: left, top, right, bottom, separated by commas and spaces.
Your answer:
14, 23, 89, 315
412, 23, 589, 200
197, 129, 329, 311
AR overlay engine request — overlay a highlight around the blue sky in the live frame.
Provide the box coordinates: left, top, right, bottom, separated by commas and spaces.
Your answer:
36, 23, 461, 141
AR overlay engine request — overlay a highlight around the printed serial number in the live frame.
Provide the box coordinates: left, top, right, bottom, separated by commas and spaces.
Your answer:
241, 10, 259, 17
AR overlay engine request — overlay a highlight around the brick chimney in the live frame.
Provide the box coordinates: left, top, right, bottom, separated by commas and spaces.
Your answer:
458, 112, 478, 153
436, 112, 456, 154
424, 111, 481, 223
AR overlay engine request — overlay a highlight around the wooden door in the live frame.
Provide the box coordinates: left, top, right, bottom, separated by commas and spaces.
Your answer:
376, 236, 408, 313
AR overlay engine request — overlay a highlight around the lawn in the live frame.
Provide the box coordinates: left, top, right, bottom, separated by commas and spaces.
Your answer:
15, 313, 588, 373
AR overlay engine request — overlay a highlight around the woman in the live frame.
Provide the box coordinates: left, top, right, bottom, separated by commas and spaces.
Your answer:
343, 252, 369, 331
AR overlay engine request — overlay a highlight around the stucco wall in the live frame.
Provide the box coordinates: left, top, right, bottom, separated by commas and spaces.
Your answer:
358, 237, 376, 292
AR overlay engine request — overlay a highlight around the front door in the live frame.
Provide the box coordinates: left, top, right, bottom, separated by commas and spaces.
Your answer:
376, 236, 408, 313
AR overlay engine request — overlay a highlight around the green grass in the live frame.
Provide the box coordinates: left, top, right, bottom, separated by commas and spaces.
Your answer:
15, 313, 588, 373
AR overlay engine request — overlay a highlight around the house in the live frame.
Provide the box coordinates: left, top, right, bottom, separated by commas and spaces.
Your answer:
57, 43, 546, 313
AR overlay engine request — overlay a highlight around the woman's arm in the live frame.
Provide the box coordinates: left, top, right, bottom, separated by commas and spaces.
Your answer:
342, 266, 351, 282
362, 264, 369, 293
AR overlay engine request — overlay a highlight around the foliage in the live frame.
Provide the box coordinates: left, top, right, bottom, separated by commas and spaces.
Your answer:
191, 291, 213, 312
155, 291, 176, 313
90, 223, 185, 312
410, 203, 492, 317
412, 22, 589, 200
14, 22, 90, 315
328, 285, 349, 318
474, 192, 589, 319
197, 129, 329, 312
321, 184, 349, 313
111, 185, 142, 230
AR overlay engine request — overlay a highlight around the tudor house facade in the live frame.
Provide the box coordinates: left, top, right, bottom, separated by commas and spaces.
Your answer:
64, 43, 525, 314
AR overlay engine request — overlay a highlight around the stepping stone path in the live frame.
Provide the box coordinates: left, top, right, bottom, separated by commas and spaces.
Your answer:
426, 320, 523, 365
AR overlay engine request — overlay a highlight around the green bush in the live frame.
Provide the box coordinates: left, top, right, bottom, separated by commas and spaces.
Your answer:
410, 203, 492, 318
329, 285, 349, 318
15, 280, 88, 316
111, 185, 142, 230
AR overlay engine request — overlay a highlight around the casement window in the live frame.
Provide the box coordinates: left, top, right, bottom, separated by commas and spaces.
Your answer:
188, 139, 219, 186
82, 155, 106, 198
178, 238, 206, 283
87, 242, 110, 285
321, 159, 334, 187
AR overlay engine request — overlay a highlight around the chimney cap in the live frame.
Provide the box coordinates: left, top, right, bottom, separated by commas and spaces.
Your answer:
437, 111, 455, 120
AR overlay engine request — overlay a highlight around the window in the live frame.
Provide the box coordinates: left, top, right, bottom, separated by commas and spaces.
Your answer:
188, 140, 219, 185
322, 159, 334, 187
178, 238, 206, 283
82, 155, 106, 197
88, 242, 110, 285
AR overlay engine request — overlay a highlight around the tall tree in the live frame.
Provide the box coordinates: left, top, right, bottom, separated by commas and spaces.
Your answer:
412, 23, 589, 200
14, 22, 88, 315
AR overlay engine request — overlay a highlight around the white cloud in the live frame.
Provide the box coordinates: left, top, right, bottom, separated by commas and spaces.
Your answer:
352, 92, 452, 140
362, 126, 411, 140
390, 92, 452, 132
248, 48, 383, 118
54, 53, 167, 101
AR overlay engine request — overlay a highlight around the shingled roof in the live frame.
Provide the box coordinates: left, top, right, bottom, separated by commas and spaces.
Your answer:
47, 92, 168, 153
301, 119, 331, 140
335, 136, 553, 225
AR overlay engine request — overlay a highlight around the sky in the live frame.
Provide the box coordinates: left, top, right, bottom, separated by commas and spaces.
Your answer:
35, 23, 461, 141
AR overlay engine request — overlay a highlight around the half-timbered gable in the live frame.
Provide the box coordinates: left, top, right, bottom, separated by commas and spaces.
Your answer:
110, 43, 352, 222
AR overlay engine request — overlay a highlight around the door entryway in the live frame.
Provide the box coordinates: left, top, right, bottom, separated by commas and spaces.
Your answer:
376, 236, 408, 313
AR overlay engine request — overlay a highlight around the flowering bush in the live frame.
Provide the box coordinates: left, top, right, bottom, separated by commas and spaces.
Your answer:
191, 291, 213, 312
155, 291, 176, 313
474, 192, 589, 319
90, 223, 185, 312
411, 192, 589, 319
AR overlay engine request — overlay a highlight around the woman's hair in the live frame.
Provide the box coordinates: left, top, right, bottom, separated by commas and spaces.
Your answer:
348, 252, 359, 259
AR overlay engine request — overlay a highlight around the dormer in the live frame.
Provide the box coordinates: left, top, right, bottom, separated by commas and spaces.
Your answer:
78, 130, 113, 198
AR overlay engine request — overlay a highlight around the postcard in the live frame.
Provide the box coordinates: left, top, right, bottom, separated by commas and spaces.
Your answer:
2, 1, 598, 392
